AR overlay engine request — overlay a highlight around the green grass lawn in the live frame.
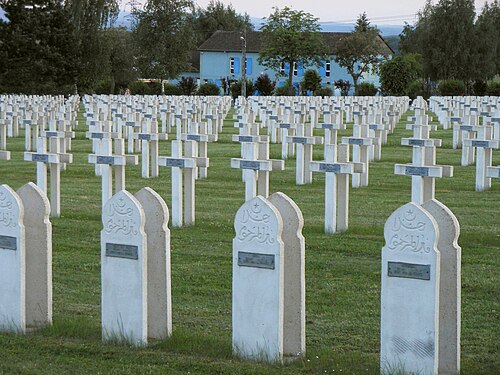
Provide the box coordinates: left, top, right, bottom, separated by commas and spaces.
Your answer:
0, 105, 498, 374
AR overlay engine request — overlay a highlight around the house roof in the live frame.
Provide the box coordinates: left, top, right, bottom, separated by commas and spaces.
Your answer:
198, 30, 394, 55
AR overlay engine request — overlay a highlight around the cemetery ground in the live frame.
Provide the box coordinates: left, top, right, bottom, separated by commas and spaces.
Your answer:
0, 106, 498, 374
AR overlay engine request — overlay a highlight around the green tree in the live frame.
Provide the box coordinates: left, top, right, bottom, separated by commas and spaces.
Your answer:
133, 0, 195, 82
0, 0, 79, 94
379, 54, 421, 96
474, 0, 500, 77
334, 13, 383, 91
258, 6, 327, 86
255, 74, 275, 96
301, 69, 322, 95
192, 0, 253, 46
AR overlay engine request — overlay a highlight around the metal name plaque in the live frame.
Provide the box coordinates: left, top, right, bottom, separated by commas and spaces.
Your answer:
0, 235, 17, 251
322, 124, 334, 129
472, 140, 489, 148
187, 134, 201, 142
388, 261, 430, 280
409, 139, 425, 146
320, 163, 341, 173
32, 154, 49, 162
239, 136, 254, 143
166, 158, 185, 168
91, 132, 104, 139
138, 134, 151, 141
460, 125, 473, 131
406, 166, 429, 176
240, 160, 260, 170
369, 124, 378, 130
96, 156, 115, 165
238, 251, 275, 270
269, 115, 278, 120
280, 124, 291, 129
349, 138, 364, 146
45, 131, 58, 138
293, 137, 307, 144
106, 243, 138, 260
125, 121, 136, 126
23, 119, 32, 125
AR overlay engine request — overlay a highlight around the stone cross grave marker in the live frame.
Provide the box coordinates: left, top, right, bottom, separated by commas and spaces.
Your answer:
0, 116, 10, 160
133, 118, 168, 179
181, 122, 217, 179
158, 140, 197, 227
310, 144, 365, 234
101, 190, 147, 346
286, 123, 323, 185
135, 187, 172, 340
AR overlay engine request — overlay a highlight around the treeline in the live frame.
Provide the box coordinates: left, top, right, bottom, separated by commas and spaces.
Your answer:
0, 0, 252, 95
381, 0, 500, 97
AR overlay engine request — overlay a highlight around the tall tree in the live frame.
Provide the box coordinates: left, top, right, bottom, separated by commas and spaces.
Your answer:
258, 6, 327, 87
0, 0, 79, 94
193, 0, 253, 46
334, 13, 383, 91
133, 0, 195, 81
475, 0, 500, 77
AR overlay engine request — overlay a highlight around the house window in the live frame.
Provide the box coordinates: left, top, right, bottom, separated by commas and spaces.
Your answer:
293, 62, 298, 76
325, 62, 331, 77
280, 62, 285, 74
230, 57, 235, 74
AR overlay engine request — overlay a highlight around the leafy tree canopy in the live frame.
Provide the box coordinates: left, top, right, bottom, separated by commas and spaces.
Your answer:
258, 6, 328, 86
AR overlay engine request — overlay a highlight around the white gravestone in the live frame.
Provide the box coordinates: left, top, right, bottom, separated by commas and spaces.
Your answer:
422, 199, 461, 375
232, 196, 284, 362
380, 202, 440, 375
0, 185, 26, 333
17, 182, 52, 328
134, 187, 172, 339
101, 190, 147, 346
268, 192, 305, 358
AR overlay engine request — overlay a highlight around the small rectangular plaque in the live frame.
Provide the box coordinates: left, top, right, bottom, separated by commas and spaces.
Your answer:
45, 131, 58, 138
240, 160, 260, 170
166, 158, 185, 168
388, 261, 430, 280
460, 125, 473, 131
187, 134, 201, 142
369, 124, 378, 130
349, 138, 364, 146
280, 124, 291, 129
238, 251, 275, 270
106, 243, 138, 260
115, 113, 123, 118
322, 124, 334, 129
144, 114, 152, 119
91, 132, 104, 139
0, 235, 17, 250
125, 121, 136, 126
96, 156, 115, 164
319, 163, 341, 173
238, 136, 254, 143
293, 137, 307, 144
269, 115, 278, 120
138, 134, 151, 141
409, 139, 425, 146
405, 166, 429, 176
32, 154, 49, 162
23, 119, 32, 125
472, 140, 489, 148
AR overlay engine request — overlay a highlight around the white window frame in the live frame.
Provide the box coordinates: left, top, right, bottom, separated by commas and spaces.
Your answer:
293, 62, 298, 76
325, 61, 331, 77
280, 62, 285, 74
230, 57, 235, 74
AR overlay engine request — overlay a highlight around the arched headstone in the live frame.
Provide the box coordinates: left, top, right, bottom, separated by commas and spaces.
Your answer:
101, 190, 147, 346
0, 184, 25, 333
232, 195, 284, 362
380, 202, 440, 375
135, 187, 172, 340
17, 182, 52, 328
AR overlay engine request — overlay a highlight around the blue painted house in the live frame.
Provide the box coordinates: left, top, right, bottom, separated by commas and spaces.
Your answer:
197, 31, 393, 94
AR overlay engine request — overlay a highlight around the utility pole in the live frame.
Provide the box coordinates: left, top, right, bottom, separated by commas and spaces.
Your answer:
240, 29, 247, 98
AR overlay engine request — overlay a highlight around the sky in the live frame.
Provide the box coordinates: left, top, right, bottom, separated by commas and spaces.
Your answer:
131, 0, 491, 24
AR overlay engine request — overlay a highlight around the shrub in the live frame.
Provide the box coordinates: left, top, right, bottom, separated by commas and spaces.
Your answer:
301, 69, 322, 95
197, 83, 220, 96
128, 81, 150, 95
230, 79, 254, 99
486, 82, 500, 96
177, 77, 197, 95
473, 80, 488, 96
255, 74, 275, 96
163, 83, 182, 95
334, 79, 351, 96
146, 81, 162, 95
274, 83, 296, 96
437, 80, 464, 96
355, 82, 378, 96
94, 80, 113, 95
316, 86, 333, 97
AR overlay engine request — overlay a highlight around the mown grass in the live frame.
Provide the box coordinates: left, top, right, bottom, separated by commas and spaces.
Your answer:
0, 105, 498, 374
